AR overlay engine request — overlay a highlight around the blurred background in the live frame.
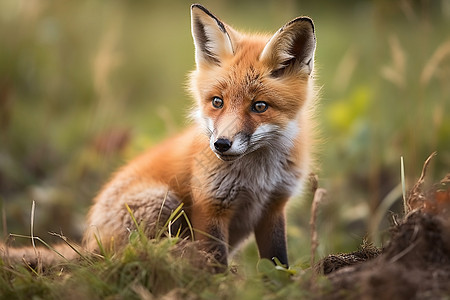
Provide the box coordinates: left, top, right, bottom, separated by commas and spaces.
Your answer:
0, 0, 449, 264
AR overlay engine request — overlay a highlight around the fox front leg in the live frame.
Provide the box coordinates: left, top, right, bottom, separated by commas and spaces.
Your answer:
254, 200, 289, 267
191, 203, 230, 270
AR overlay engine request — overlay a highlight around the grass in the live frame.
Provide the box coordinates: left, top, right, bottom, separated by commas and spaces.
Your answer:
1, 238, 202, 299
0, 239, 329, 300
0, 201, 329, 300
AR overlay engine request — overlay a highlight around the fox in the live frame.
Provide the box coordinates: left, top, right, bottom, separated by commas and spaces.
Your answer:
2, 4, 317, 270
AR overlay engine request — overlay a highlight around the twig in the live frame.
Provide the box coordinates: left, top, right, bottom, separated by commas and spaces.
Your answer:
310, 188, 327, 268
406, 152, 437, 212
417, 152, 437, 184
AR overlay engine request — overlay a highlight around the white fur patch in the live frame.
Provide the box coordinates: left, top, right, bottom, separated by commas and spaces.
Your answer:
253, 123, 278, 137
203, 26, 233, 60
190, 109, 203, 124
205, 117, 214, 133
283, 119, 300, 142
248, 120, 299, 153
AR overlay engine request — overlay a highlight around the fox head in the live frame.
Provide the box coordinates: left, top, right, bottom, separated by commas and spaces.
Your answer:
189, 4, 316, 162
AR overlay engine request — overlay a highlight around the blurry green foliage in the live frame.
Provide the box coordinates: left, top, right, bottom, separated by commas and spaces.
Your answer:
327, 86, 371, 134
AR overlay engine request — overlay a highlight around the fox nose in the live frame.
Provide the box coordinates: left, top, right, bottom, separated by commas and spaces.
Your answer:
214, 138, 232, 153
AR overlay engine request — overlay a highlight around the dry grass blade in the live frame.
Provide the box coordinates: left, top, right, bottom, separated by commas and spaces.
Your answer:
156, 191, 169, 234
31, 200, 36, 252
406, 151, 437, 212
309, 187, 327, 268
93, 233, 108, 259
8, 233, 69, 261
401, 156, 407, 213
180, 210, 194, 241
420, 40, 450, 86
48, 231, 89, 262
380, 34, 406, 89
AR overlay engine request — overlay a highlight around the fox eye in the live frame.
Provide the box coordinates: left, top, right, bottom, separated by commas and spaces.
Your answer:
212, 97, 224, 109
252, 101, 268, 113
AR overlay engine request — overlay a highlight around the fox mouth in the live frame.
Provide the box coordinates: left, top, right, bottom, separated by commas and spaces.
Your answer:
214, 153, 241, 162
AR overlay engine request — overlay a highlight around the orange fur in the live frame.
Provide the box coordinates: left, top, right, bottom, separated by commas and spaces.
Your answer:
2, 4, 317, 270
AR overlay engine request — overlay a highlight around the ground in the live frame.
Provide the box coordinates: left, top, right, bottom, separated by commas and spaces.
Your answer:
319, 161, 450, 299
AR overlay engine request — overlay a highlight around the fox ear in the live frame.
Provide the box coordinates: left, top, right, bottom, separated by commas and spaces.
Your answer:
260, 17, 316, 77
191, 4, 234, 67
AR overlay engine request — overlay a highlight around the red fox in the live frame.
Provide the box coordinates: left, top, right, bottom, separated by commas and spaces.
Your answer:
3, 4, 317, 269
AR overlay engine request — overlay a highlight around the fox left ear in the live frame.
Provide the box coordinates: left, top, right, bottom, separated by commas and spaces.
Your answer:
191, 4, 234, 67
260, 17, 316, 76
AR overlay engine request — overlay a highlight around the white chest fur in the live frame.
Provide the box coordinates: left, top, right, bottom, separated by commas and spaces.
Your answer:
207, 145, 303, 248
211, 148, 300, 205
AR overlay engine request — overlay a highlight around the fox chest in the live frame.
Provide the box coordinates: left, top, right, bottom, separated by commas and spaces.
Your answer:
208, 154, 301, 236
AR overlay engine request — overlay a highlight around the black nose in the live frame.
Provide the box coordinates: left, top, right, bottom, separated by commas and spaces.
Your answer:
214, 138, 232, 152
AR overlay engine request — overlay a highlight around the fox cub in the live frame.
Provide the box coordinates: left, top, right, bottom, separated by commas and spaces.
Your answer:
4, 4, 317, 269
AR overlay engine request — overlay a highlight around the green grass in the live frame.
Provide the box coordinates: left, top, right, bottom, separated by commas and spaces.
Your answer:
0, 214, 330, 300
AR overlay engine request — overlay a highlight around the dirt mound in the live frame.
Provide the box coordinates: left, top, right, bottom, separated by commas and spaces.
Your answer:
319, 242, 380, 275
320, 165, 450, 299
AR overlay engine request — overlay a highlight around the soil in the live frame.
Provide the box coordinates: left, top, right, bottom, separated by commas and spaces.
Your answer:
318, 171, 450, 300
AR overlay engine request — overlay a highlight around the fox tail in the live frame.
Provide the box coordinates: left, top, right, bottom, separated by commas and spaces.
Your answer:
1, 240, 84, 269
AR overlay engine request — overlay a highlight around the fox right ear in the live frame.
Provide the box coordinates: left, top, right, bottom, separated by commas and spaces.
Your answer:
260, 17, 316, 77
191, 4, 234, 67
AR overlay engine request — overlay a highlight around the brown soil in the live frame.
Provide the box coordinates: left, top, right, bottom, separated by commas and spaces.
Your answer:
318, 168, 450, 299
